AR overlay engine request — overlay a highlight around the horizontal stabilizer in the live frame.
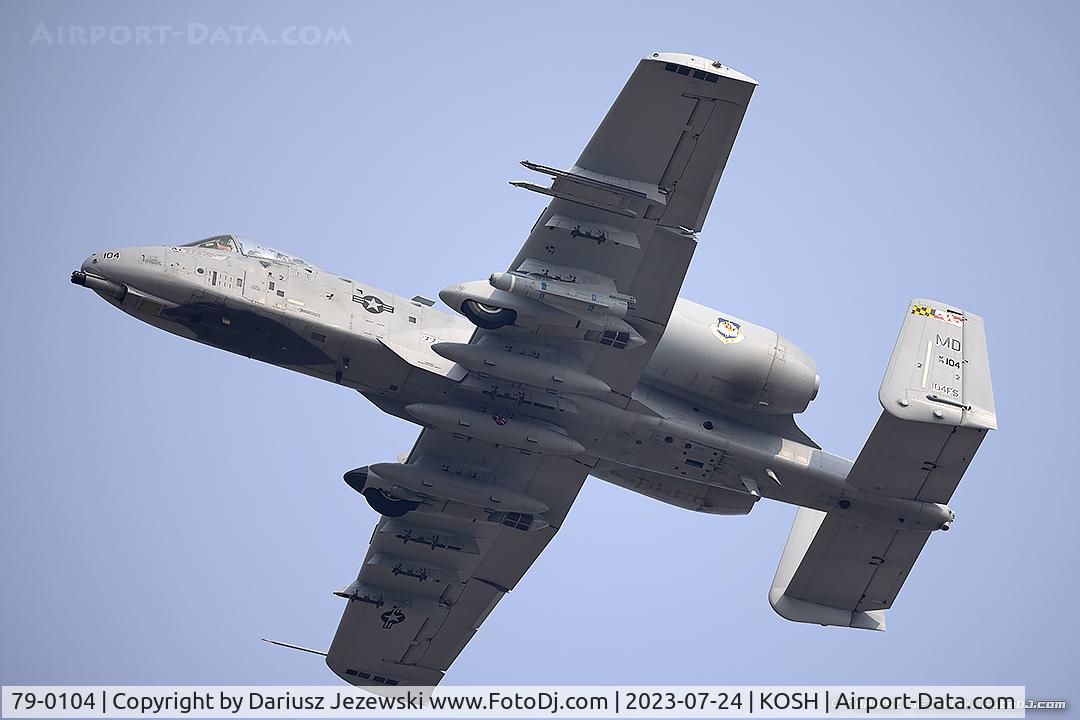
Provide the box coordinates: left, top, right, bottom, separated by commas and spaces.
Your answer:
769, 508, 890, 630
770, 299, 996, 630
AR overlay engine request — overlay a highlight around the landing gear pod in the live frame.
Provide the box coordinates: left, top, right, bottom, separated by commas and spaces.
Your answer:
362, 488, 418, 518
442, 280, 646, 349
368, 462, 550, 515
460, 299, 517, 330
342, 467, 418, 518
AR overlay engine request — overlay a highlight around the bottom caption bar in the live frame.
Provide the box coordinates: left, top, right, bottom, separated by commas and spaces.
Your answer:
2, 686, 1028, 719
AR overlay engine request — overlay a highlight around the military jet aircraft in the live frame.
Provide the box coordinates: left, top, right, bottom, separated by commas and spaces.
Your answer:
71, 52, 996, 687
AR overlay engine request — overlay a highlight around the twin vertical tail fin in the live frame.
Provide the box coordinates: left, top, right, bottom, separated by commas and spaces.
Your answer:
769, 299, 996, 630
881, 299, 996, 433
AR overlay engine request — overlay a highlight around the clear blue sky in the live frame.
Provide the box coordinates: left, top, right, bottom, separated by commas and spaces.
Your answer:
1, 0, 1077, 703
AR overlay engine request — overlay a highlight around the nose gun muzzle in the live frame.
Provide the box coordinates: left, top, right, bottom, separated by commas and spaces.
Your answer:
71, 270, 127, 300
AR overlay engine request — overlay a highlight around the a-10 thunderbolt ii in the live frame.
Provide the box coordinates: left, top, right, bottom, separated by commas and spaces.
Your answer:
72, 52, 996, 686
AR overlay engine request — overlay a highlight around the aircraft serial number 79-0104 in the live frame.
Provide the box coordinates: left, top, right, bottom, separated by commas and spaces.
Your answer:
72, 51, 996, 686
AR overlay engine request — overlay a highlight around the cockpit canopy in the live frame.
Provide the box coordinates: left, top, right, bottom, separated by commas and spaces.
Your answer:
185, 235, 238, 252
182, 235, 309, 267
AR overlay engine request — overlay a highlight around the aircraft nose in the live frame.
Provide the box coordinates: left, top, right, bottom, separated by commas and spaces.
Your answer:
80, 253, 101, 274
71, 253, 127, 299
80, 249, 127, 277
72, 247, 165, 299
74, 250, 124, 286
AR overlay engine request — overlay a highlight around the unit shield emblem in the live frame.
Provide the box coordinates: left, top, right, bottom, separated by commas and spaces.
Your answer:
711, 317, 745, 345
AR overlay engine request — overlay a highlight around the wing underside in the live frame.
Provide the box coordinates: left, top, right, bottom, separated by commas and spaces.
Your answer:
326, 433, 587, 685
508, 53, 756, 396
326, 52, 757, 684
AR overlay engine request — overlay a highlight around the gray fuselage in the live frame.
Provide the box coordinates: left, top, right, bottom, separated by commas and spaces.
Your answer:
74, 239, 875, 522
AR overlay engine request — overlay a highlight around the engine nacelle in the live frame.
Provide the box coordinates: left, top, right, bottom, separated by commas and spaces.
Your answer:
645, 298, 819, 415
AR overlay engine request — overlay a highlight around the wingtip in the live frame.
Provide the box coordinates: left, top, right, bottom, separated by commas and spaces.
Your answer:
647, 51, 758, 85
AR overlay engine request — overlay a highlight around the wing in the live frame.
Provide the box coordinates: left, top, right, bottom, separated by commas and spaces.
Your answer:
326, 432, 586, 686
770, 300, 997, 630
326, 52, 757, 685
504, 51, 756, 396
